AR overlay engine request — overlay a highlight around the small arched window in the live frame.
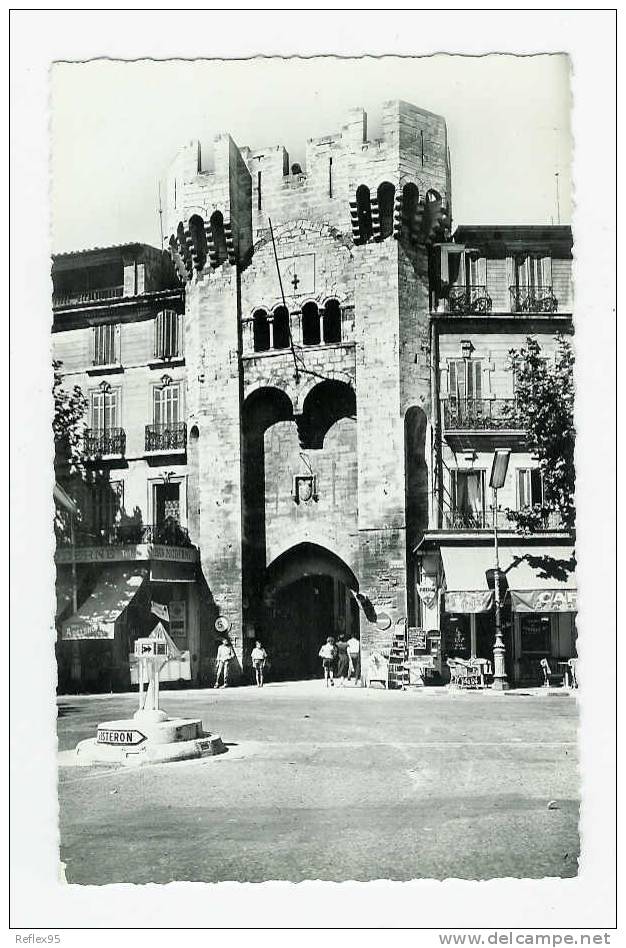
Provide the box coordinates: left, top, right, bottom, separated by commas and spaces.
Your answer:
253, 309, 270, 352
272, 306, 290, 350
402, 183, 419, 240
302, 302, 321, 346
377, 182, 395, 240
210, 211, 228, 267
188, 215, 207, 270
356, 185, 373, 243
322, 299, 341, 344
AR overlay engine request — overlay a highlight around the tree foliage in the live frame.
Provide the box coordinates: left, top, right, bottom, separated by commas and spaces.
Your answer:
53, 361, 88, 539
505, 335, 575, 533
53, 359, 87, 483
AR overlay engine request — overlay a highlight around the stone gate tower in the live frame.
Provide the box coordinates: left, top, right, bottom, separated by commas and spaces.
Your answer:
162, 100, 451, 678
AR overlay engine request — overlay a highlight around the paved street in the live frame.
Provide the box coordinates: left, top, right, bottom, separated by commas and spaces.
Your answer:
57, 682, 579, 884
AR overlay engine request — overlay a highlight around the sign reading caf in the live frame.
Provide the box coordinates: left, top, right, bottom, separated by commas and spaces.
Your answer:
511, 589, 577, 613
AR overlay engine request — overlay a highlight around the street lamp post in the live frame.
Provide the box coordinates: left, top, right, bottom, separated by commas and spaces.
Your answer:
489, 450, 511, 691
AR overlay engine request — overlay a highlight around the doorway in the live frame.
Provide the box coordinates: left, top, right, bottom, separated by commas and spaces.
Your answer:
257, 543, 360, 681
154, 482, 180, 525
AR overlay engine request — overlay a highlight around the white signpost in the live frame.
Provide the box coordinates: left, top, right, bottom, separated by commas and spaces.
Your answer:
77, 620, 226, 766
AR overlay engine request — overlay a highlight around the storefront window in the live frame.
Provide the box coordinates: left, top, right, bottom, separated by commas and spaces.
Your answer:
520, 614, 551, 653
445, 616, 471, 659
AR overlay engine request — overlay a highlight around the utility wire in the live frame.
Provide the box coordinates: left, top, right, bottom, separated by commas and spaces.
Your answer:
267, 216, 353, 393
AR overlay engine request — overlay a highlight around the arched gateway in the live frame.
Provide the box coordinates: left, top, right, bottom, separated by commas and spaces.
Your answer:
258, 543, 361, 681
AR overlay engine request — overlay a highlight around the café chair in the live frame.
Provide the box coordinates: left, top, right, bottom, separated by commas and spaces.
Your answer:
540, 657, 565, 688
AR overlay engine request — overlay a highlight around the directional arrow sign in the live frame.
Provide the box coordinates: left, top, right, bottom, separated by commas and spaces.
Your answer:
97, 728, 147, 746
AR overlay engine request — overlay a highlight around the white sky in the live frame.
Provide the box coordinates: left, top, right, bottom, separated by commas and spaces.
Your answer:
51, 54, 571, 253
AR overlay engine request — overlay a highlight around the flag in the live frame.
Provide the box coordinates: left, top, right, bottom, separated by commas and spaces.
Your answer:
151, 601, 169, 622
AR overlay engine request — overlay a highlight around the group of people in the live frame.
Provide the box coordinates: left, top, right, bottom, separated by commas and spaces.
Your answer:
213, 637, 268, 689
318, 634, 361, 687
212, 633, 361, 688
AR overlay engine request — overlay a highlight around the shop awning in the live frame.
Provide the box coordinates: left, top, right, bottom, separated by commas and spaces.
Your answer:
440, 544, 576, 614
61, 566, 147, 640
502, 546, 576, 613
440, 546, 495, 613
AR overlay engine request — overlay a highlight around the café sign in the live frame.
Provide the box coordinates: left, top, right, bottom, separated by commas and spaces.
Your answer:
511, 589, 577, 613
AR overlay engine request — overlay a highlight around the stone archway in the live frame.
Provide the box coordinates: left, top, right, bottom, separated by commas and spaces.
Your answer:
259, 543, 360, 681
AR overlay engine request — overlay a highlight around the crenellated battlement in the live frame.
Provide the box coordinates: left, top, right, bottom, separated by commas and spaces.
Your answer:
162, 100, 452, 283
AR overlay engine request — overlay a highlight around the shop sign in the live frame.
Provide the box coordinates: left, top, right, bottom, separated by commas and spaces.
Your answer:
56, 545, 198, 565
62, 621, 113, 641
408, 627, 427, 649
417, 583, 437, 609
445, 590, 494, 614
511, 589, 577, 613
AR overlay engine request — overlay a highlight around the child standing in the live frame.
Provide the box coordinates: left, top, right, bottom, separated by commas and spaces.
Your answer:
251, 641, 268, 687
318, 637, 337, 687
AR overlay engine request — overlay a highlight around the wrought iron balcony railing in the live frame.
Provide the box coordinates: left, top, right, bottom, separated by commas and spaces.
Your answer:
509, 285, 558, 314
64, 521, 192, 548
144, 422, 187, 453
448, 284, 493, 315
84, 427, 126, 457
443, 398, 523, 431
53, 286, 124, 307
443, 508, 564, 531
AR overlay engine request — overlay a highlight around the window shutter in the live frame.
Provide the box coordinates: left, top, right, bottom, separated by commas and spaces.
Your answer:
448, 361, 457, 400
115, 324, 121, 364
177, 313, 184, 355
473, 360, 482, 400
154, 387, 162, 426
440, 366, 449, 396
517, 470, 528, 508
477, 256, 487, 287
517, 255, 529, 288
457, 252, 466, 287
541, 256, 552, 288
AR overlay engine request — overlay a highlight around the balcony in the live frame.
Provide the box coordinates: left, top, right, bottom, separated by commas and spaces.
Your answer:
509, 285, 558, 314
448, 284, 493, 315
144, 422, 187, 454
443, 398, 523, 432
66, 521, 193, 548
442, 509, 564, 531
84, 427, 126, 459
53, 286, 125, 307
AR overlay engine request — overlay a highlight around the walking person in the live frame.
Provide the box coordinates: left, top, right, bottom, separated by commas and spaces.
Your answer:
251, 640, 268, 688
319, 636, 337, 687
335, 634, 350, 686
347, 633, 361, 685
214, 637, 235, 689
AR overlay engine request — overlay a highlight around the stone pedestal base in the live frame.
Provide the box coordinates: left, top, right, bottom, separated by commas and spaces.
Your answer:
72, 710, 226, 767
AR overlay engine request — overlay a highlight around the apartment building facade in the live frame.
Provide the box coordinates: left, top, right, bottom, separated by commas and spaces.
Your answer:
415, 225, 575, 684
52, 243, 202, 692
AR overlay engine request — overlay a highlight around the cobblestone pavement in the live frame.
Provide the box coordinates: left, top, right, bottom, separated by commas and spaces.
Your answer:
57, 682, 579, 884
